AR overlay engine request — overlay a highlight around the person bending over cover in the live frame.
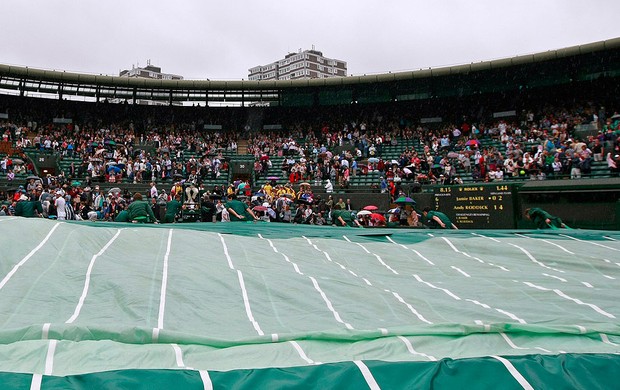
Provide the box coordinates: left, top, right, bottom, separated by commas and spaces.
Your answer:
116, 192, 158, 223
525, 207, 566, 229
422, 206, 458, 229
226, 194, 258, 221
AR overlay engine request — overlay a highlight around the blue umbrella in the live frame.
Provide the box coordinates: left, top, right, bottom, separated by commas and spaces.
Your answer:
107, 166, 121, 174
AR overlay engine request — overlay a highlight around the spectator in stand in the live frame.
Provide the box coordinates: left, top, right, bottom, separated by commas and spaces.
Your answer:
607, 151, 619, 176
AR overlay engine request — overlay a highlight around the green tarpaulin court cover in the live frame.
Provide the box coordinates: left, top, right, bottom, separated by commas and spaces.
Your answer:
0, 217, 618, 388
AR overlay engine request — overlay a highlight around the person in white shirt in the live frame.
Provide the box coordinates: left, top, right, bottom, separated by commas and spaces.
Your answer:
55, 191, 67, 220
324, 179, 333, 193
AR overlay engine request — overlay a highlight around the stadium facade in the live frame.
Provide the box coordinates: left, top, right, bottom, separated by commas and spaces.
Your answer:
0, 38, 618, 112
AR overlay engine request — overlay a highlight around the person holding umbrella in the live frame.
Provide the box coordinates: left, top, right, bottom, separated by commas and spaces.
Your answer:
422, 206, 458, 229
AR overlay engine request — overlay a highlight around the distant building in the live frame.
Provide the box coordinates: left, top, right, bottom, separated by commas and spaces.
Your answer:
117, 60, 183, 105
249, 49, 347, 81
119, 60, 183, 80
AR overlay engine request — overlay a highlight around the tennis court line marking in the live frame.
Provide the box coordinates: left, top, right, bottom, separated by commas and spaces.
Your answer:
491, 355, 534, 390
413, 274, 461, 300
290, 340, 321, 364
442, 237, 509, 271
306, 236, 436, 326
30, 323, 58, 390
601, 333, 619, 346
343, 235, 399, 274
500, 332, 550, 353
508, 243, 565, 273
397, 336, 437, 361
471, 232, 500, 242
386, 237, 435, 265
199, 370, 213, 390
514, 233, 575, 254
220, 234, 264, 336
218, 233, 235, 270
475, 320, 491, 332
153, 229, 173, 342
238, 269, 264, 336
305, 236, 371, 284
66, 229, 122, 324
353, 361, 381, 390
390, 291, 433, 324
263, 235, 354, 330
523, 281, 615, 319
0, 222, 61, 291
559, 234, 620, 252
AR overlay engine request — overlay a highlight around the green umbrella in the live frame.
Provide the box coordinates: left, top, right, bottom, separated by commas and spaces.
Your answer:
394, 196, 416, 206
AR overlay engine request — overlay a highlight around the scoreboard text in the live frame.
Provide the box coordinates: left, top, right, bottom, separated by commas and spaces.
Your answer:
433, 184, 515, 229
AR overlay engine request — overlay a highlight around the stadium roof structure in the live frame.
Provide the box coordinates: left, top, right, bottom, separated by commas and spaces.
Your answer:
0, 217, 618, 388
1, 37, 619, 106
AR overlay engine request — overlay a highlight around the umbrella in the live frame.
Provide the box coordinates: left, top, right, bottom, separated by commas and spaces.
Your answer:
447, 152, 459, 158
260, 155, 270, 161
297, 193, 314, 205
390, 159, 399, 165
465, 139, 480, 147
108, 187, 121, 194
12, 158, 24, 165
394, 196, 416, 206
370, 213, 386, 222
254, 192, 266, 197
363, 205, 378, 211
107, 166, 121, 174
267, 176, 280, 181
252, 205, 268, 212
387, 207, 400, 214
368, 157, 380, 163
115, 163, 126, 170
357, 210, 372, 216
26, 175, 41, 181
106, 161, 117, 166
71, 181, 82, 187
611, 113, 620, 119
299, 182, 311, 187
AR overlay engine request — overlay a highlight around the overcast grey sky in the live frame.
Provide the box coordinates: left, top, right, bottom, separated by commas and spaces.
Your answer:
3, 1, 620, 80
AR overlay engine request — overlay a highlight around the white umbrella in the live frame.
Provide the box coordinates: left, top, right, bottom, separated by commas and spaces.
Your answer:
357, 210, 372, 216
12, 158, 24, 165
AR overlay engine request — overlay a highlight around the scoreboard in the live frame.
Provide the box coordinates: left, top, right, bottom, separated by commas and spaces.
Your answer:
433, 184, 515, 229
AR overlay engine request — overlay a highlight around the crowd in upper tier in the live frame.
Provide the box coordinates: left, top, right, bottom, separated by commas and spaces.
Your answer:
0, 96, 619, 223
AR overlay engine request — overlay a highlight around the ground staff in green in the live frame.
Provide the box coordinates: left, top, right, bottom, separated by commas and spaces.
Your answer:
115, 193, 158, 223
422, 206, 458, 229
226, 195, 258, 222
163, 195, 182, 223
525, 207, 566, 229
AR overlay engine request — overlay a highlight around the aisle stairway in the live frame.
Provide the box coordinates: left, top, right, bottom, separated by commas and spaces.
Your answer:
236, 139, 249, 155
